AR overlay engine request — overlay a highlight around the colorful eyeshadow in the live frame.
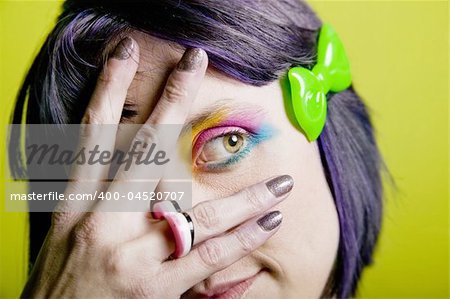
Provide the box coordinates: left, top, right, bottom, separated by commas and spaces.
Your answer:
191, 108, 275, 172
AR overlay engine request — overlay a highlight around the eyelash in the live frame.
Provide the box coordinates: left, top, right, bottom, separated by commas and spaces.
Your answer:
193, 126, 270, 171
120, 103, 138, 121
118, 103, 272, 170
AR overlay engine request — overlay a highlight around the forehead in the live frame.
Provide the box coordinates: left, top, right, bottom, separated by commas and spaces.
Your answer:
127, 31, 279, 119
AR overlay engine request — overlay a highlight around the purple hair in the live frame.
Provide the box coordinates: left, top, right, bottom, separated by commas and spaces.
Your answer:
10, 1, 384, 298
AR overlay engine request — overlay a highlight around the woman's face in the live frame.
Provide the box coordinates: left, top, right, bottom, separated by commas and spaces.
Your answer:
126, 31, 340, 298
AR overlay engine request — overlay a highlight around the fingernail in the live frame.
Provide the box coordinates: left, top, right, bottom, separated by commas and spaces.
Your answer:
257, 211, 282, 231
177, 48, 204, 71
112, 37, 134, 60
266, 175, 294, 197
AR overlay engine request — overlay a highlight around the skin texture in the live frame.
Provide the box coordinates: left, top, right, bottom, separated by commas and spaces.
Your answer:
22, 31, 340, 299
125, 31, 340, 298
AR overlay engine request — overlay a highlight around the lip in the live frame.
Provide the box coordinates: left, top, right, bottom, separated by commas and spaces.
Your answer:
200, 272, 260, 299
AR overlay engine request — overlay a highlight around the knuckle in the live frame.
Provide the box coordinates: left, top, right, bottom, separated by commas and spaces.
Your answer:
104, 246, 128, 277
50, 211, 77, 234
103, 246, 158, 297
51, 211, 72, 228
235, 228, 257, 254
133, 283, 165, 299
129, 284, 153, 299
198, 239, 225, 268
72, 214, 102, 245
193, 202, 218, 232
82, 108, 106, 125
134, 125, 158, 145
242, 186, 265, 211
98, 69, 120, 86
162, 79, 188, 103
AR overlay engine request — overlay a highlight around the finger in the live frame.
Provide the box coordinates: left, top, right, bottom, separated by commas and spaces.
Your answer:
72, 36, 139, 181
94, 48, 206, 219
91, 49, 206, 238
120, 218, 176, 262
109, 48, 207, 184
147, 48, 207, 126
132, 175, 292, 261
83, 37, 139, 125
55, 38, 139, 225
185, 175, 293, 245
162, 211, 283, 294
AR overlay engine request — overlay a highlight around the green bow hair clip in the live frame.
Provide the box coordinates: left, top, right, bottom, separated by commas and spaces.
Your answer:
288, 24, 352, 141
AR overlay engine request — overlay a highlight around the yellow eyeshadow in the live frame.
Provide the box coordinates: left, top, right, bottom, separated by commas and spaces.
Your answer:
191, 109, 228, 141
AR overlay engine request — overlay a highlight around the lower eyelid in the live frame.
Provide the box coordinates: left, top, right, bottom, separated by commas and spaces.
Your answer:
192, 124, 274, 172
192, 127, 248, 157
196, 135, 258, 171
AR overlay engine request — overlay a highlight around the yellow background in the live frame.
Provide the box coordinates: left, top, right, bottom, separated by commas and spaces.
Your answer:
0, 0, 448, 298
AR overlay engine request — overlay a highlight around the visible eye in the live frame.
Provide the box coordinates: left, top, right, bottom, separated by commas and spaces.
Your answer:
120, 102, 138, 122
196, 132, 247, 166
193, 127, 253, 171
192, 124, 274, 172
223, 134, 244, 153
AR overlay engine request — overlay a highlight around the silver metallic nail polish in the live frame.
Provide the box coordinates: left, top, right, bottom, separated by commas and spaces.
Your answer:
112, 37, 134, 60
177, 48, 204, 71
257, 211, 282, 231
266, 175, 294, 197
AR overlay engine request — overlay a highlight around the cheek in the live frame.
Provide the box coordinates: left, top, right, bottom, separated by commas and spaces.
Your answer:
190, 137, 287, 202
274, 181, 339, 298
190, 132, 340, 297
268, 138, 340, 297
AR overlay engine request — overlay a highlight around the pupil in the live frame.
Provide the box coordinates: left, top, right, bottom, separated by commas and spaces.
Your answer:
228, 135, 239, 147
